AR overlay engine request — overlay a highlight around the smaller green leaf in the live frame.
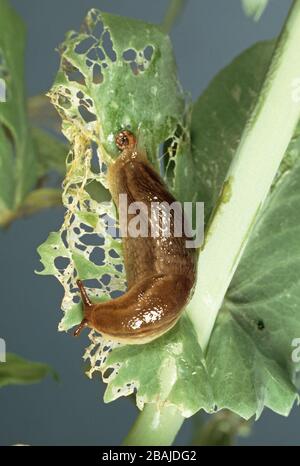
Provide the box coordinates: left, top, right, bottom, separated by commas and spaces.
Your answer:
0, 353, 57, 388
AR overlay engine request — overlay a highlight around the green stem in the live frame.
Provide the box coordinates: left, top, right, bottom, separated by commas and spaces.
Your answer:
161, 0, 188, 33
123, 404, 184, 446
191, 411, 251, 446
188, 0, 300, 351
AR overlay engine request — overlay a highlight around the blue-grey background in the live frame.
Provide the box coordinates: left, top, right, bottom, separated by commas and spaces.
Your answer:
0, 0, 298, 446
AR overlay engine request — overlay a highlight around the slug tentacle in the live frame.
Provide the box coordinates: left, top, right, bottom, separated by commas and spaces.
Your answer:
75, 130, 197, 344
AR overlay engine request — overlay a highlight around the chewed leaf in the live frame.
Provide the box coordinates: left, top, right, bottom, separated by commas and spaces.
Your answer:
37, 9, 201, 417
38, 4, 300, 422
84, 314, 214, 417
50, 8, 188, 169
37, 231, 69, 276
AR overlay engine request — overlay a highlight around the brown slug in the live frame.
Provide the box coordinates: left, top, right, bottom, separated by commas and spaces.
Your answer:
74, 130, 196, 344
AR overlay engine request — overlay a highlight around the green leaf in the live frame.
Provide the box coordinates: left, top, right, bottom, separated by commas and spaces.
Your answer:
191, 39, 300, 418
0, 0, 37, 220
241, 0, 270, 21
208, 146, 300, 418
102, 315, 214, 417
0, 353, 57, 388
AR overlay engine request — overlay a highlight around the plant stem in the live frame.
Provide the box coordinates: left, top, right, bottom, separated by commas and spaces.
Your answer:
161, 0, 188, 33
123, 404, 184, 446
188, 0, 300, 351
191, 410, 251, 446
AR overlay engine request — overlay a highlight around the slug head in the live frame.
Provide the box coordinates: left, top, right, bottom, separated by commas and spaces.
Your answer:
115, 130, 137, 152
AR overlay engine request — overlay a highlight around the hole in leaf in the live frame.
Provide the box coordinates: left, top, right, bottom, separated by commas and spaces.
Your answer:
102, 30, 117, 62
144, 45, 154, 61
81, 279, 100, 289
109, 249, 119, 259
75, 37, 96, 54
102, 367, 114, 379
92, 63, 103, 84
87, 48, 98, 61
92, 20, 104, 39
75, 243, 86, 252
78, 105, 97, 123
89, 247, 105, 266
114, 264, 123, 273
96, 47, 105, 61
61, 230, 68, 248
257, 320, 265, 331
101, 274, 111, 286
80, 233, 104, 246
123, 49, 137, 62
54, 257, 70, 270
65, 65, 86, 85
58, 94, 71, 109
79, 223, 94, 233
130, 62, 139, 76
110, 290, 124, 299
90, 142, 101, 174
